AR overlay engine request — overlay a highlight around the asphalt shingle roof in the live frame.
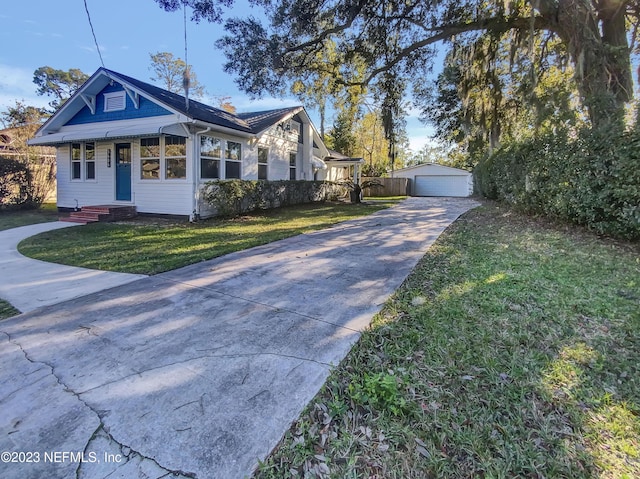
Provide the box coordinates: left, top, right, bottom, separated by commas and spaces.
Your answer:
105, 69, 303, 135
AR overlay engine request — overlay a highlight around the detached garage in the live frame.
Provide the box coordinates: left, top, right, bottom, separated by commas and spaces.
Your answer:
391, 163, 473, 197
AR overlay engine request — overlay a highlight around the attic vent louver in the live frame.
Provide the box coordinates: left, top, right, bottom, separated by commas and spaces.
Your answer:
104, 91, 126, 112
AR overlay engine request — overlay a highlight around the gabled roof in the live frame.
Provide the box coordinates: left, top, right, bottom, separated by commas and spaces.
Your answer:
104, 69, 306, 136
391, 162, 472, 175
237, 107, 304, 133
31, 68, 308, 143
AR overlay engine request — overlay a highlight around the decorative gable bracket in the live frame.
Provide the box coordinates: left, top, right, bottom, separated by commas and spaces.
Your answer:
123, 86, 140, 109
80, 94, 96, 115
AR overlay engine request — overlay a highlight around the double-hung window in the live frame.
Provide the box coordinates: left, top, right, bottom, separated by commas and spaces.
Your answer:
140, 136, 186, 180
165, 136, 186, 179
71, 142, 95, 180
71, 143, 82, 180
258, 147, 268, 180
289, 152, 297, 180
85, 142, 95, 180
140, 137, 160, 180
200, 136, 221, 179
225, 141, 242, 179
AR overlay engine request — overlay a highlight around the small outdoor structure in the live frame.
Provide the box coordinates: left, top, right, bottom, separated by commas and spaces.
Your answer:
28, 68, 351, 220
390, 163, 473, 197
323, 149, 364, 185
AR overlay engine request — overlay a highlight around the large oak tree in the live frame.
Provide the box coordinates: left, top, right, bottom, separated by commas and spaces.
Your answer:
156, 0, 637, 129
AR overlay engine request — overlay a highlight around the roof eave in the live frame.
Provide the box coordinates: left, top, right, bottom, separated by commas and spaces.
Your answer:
189, 120, 255, 138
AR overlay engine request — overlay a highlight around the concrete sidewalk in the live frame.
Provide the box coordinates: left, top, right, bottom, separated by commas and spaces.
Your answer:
0, 222, 146, 313
0, 197, 478, 479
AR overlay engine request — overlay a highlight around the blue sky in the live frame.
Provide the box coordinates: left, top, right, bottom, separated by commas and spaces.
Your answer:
0, 0, 437, 151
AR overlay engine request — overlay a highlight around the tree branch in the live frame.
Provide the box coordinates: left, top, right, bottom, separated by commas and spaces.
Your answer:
356, 16, 554, 85
283, 0, 368, 53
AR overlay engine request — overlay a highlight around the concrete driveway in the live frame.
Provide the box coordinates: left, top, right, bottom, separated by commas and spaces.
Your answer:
0, 221, 146, 313
0, 197, 478, 479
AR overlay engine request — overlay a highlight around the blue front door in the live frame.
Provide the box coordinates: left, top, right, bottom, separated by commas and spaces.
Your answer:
115, 143, 131, 201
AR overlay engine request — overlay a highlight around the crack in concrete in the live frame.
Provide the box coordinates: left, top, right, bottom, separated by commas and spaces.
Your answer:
76, 425, 197, 479
2, 330, 197, 479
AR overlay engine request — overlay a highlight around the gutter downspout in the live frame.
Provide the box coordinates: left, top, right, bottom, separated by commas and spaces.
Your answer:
191, 126, 211, 221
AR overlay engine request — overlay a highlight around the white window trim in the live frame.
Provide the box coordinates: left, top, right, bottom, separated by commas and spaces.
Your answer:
140, 137, 161, 181
103, 91, 126, 112
258, 147, 268, 180
164, 136, 187, 180
138, 136, 188, 182
289, 152, 297, 180
85, 142, 96, 181
70, 142, 96, 182
199, 135, 223, 180
198, 136, 244, 181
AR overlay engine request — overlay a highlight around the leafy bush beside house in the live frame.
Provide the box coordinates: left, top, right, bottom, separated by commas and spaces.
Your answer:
475, 127, 640, 239
201, 180, 347, 217
0, 156, 55, 209
0, 157, 30, 207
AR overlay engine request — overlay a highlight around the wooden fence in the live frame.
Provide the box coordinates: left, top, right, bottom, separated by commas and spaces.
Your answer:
361, 177, 410, 197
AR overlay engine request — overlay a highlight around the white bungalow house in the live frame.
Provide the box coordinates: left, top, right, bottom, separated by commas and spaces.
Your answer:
29, 67, 353, 220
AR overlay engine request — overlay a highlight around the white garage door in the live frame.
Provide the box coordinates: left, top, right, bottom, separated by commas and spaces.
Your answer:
414, 175, 470, 197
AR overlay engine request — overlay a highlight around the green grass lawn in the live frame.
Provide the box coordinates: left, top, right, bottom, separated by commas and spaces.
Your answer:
18, 201, 399, 275
0, 299, 20, 320
0, 203, 59, 231
255, 203, 640, 479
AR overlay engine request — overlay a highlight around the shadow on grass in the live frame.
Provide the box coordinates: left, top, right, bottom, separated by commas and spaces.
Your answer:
17, 202, 398, 275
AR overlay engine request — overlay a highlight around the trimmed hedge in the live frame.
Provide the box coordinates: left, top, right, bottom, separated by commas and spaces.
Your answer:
201, 180, 347, 217
475, 127, 640, 239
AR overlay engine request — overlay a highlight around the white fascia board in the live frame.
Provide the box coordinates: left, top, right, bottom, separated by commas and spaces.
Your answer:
393, 163, 472, 175
250, 106, 304, 137
190, 121, 256, 139
35, 70, 112, 136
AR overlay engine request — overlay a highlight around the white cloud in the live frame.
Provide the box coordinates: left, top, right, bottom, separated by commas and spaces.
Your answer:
79, 44, 107, 55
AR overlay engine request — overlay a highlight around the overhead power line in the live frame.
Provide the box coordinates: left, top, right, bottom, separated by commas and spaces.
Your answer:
84, 0, 105, 68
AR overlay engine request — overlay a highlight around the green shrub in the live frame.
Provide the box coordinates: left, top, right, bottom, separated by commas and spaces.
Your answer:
201, 180, 346, 217
0, 157, 31, 208
476, 127, 640, 239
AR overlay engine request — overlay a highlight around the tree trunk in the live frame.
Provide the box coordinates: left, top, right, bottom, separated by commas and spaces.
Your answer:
547, 0, 631, 127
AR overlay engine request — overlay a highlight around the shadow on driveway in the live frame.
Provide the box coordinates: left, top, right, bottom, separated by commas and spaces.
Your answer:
0, 197, 478, 479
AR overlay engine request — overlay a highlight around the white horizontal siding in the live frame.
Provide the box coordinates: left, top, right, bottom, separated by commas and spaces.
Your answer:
260, 135, 299, 180
130, 139, 193, 215
133, 182, 192, 215
56, 142, 116, 208
57, 139, 193, 215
